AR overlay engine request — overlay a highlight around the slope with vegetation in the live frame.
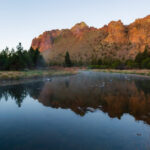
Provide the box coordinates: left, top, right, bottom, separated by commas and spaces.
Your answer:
31, 15, 150, 66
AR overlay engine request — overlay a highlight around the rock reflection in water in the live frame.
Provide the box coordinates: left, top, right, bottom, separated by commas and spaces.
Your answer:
1, 72, 150, 125
37, 72, 150, 125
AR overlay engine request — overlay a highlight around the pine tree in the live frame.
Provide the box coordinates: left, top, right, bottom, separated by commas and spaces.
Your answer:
65, 51, 72, 67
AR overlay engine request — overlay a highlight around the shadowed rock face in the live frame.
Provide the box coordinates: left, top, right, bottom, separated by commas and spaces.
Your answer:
31, 15, 150, 63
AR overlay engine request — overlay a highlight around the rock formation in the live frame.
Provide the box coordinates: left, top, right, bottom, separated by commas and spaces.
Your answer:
31, 15, 150, 64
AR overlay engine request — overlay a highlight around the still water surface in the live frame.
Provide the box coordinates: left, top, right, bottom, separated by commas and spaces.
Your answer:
0, 71, 150, 150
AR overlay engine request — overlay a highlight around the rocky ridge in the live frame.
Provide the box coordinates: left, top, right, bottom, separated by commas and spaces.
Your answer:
31, 15, 150, 64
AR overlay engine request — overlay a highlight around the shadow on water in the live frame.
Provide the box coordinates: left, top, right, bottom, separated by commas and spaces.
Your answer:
1, 71, 150, 125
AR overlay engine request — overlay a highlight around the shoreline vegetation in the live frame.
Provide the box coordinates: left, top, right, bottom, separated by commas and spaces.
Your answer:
0, 68, 78, 80
0, 68, 150, 81
0, 67, 150, 86
0, 68, 78, 86
1, 43, 150, 71
91, 69, 150, 77
0, 43, 150, 84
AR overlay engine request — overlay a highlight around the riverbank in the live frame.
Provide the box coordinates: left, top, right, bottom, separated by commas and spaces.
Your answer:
91, 69, 150, 77
0, 68, 78, 80
0, 68, 79, 86
0, 68, 150, 86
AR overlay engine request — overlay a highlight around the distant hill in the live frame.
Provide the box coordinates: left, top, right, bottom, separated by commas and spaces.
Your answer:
31, 15, 150, 64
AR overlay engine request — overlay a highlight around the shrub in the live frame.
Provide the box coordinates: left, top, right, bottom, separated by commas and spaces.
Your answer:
141, 58, 150, 69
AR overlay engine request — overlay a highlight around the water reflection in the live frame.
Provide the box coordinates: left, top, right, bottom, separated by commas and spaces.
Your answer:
0, 82, 45, 107
1, 71, 150, 125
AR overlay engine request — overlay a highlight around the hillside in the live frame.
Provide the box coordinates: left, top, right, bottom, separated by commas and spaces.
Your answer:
31, 15, 150, 64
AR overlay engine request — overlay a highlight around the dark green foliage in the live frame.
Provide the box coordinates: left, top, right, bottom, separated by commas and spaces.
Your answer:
0, 47, 9, 70
0, 43, 46, 71
89, 59, 125, 69
125, 60, 138, 69
29, 47, 46, 68
88, 65, 108, 69
141, 58, 150, 69
135, 46, 150, 68
65, 51, 72, 67
97, 59, 102, 65
111, 60, 124, 69
89, 45, 150, 69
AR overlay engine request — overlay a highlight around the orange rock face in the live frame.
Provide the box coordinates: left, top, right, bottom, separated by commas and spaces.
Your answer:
104, 20, 128, 43
128, 15, 150, 51
31, 15, 150, 63
32, 30, 61, 52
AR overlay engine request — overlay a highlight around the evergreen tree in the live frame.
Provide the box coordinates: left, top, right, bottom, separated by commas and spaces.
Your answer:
0, 47, 9, 70
65, 51, 72, 67
0, 43, 46, 71
29, 47, 46, 68
135, 45, 150, 68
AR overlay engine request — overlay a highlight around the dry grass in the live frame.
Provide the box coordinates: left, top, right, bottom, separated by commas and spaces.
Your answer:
92, 69, 150, 77
0, 69, 77, 80
0, 68, 149, 81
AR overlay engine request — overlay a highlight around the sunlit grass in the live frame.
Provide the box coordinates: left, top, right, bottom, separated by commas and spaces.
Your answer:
1, 68, 149, 81
92, 69, 150, 77
0, 69, 77, 80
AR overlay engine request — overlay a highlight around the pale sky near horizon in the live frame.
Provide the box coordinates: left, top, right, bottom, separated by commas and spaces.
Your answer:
0, 0, 150, 50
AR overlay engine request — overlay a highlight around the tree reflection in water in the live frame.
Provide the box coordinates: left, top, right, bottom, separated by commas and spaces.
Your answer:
0, 72, 150, 125
0, 81, 45, 107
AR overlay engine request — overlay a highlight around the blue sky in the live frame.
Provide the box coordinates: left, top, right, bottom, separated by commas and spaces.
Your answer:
0, 0, 150, 50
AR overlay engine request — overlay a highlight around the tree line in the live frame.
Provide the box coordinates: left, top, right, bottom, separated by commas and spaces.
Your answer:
65, 46, 150, 69
0, 43, 46, 70
1, 44, 150, 70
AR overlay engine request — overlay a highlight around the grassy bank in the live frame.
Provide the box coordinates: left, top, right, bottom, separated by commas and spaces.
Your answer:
92, 69, 150, 77
0, 68, 150, 81
0, 69, 77, 80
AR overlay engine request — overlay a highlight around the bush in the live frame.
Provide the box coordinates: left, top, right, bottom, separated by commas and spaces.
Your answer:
88, 65, 108, 69
125, 60, 138, 69
141, 58, 150, 69
111, 60, 124, 69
